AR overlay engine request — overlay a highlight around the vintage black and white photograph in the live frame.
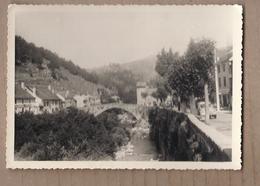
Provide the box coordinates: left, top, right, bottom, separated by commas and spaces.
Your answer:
7, 5, 242, 169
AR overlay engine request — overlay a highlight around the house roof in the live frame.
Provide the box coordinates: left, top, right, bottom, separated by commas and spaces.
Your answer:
15, 84, 35, 99
57, 90, 75, 99
137, 82, 146, 88
217, 47, 233, 64
219, 50, 232, 63
28, 85, 61, 101
146, 88, 157, 95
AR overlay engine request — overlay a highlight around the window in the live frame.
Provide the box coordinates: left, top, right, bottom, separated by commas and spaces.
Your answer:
229, 64, 232, 73
44, 101, 49, 107
229, 78, 232, 88
218, 77, 221, 88
217, 65, 220, 73
224, 77, 226, 87
222, 64, 225, 72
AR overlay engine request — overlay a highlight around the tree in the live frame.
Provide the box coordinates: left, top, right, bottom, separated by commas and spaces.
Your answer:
155, 48, 179, 77
150, 76, 169, 103
166, 58, 194, 110
155, 39, 215, 114
185, 39, 215, 121
154, 49, 179, 107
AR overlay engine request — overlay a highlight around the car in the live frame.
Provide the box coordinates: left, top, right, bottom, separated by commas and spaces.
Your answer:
197, 101, 217, 120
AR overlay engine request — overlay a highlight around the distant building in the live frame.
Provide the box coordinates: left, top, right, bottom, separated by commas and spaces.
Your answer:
15, 83, 38, 114
217, 48, 233, 109
83, 94, 95, 107
136, 82, 147, 105
74, 94, 87, 108
56, 90, 77, 108
111, 95, 120, 103
136, 82, 159, 106
74, 93, 101, 108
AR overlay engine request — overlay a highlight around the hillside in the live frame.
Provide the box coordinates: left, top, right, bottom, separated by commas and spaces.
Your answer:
15, 36, 158, 103
15, 36, 105, 96
121, 56, 158, 82
93, 55, 158, 83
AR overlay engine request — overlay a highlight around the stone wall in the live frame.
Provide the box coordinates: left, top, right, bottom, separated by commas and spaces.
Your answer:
148, 107, 231, 161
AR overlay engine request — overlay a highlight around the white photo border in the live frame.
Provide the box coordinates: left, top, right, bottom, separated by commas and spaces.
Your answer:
6, 4, 243, 170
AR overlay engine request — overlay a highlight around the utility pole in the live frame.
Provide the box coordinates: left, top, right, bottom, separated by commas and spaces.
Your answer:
214, 48, 220, 111
204, 82, 210, 124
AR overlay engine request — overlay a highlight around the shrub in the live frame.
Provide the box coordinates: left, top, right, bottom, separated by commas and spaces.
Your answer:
15, 108, 132, 160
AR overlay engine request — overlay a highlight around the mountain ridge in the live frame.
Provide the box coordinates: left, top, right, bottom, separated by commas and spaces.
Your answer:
92, 55, 158, 82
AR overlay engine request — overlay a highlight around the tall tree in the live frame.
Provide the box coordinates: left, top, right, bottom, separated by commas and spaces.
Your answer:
185, 39, 215, 121
156, 39, 215, 114
166, 57, 193, 110
150, 76, 169, 103
155, 48, 179, 77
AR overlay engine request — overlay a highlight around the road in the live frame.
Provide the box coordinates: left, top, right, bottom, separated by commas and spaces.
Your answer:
207, 111, 232, 138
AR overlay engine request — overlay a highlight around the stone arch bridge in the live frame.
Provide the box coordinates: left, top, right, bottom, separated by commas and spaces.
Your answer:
85, 103, 148, 120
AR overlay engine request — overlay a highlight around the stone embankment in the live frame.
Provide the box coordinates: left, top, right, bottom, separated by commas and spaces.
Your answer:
148, 107, 231, 161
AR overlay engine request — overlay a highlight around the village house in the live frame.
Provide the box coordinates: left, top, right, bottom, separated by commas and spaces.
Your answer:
56, 90, 77, 108
217, 48, 233, 110
74, 93, 101, 108
26, 84, 62, 113
73, 94, 87, 108
136, 82, 159, 107
15, 82, 39, 114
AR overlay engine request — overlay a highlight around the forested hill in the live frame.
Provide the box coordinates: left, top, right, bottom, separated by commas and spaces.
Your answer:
93, 56, 158, 83
15, 36, 104, 96
15, 36, 156, 103
120, 56, 158, 82
15, 36, 98, 84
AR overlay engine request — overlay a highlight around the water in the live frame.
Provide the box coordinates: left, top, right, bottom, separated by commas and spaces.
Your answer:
115, 117, 158, 161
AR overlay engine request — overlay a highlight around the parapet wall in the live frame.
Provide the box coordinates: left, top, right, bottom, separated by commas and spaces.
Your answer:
187, 114, 232, 159
148, 107, 231, 161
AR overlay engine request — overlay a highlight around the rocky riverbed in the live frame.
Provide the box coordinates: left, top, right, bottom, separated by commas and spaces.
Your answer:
115, 114, 157, 161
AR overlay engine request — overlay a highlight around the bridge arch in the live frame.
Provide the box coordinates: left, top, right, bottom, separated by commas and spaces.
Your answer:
92, 103, 140, 120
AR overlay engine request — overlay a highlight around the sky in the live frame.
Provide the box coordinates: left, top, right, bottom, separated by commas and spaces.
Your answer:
15, 6, 236, 69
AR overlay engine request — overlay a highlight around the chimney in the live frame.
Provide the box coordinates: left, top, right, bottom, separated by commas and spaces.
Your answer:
21, 82, 25, 89
32, 87, 36, 95
66, 90, 69, 98
48, 85, 51, 91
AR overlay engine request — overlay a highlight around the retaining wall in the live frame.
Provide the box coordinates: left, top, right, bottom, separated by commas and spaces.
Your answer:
148, 107, 231, 161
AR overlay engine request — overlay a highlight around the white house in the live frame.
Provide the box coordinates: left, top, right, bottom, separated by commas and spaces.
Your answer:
74, 94, 87, 108
15, 83, 39, 114
26, 84, 62, 113
136, 82, 159, 107
56, 90, 77, 108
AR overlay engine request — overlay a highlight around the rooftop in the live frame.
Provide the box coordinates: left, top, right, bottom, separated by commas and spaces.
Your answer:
136, 82, 146, 88
217, 48, 233, 64
15, 84, 35, 99
57, 90, 75, 99
28, 85, 61, 101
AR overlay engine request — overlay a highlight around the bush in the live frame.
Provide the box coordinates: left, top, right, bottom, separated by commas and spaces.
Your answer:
111, 127, 129, 148
15, 108, 131, 160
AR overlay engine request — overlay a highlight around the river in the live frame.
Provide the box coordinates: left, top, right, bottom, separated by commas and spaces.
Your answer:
115, 114, 158, 161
